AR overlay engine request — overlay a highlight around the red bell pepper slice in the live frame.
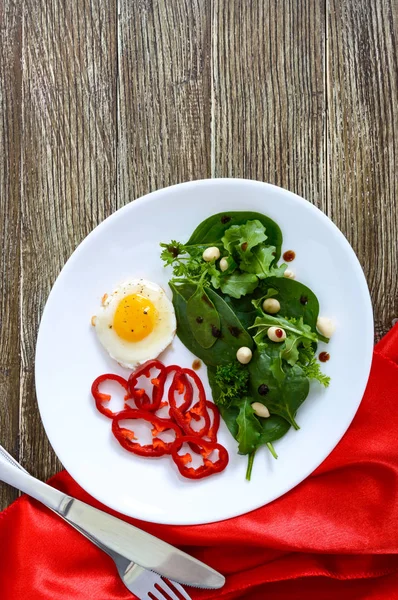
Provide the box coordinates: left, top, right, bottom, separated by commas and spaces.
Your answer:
127, 360, 167, 412
170, 368, 211, 437
168, 369, 193, 413
91, 374, 130, 418
174, 400, 211, 438
181, 368, 207, 408
112, 409, 182, 457
172, 436, 229, 479
189, 400, 221, 454
205, 401, 220, 442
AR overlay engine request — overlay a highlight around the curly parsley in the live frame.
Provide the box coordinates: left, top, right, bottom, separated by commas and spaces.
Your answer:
214, 362, 250, 406
301, 354, 331, 387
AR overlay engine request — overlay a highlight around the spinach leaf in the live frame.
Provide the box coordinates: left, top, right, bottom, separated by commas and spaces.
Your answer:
206, 287, 253, 350
258, 414, 291, 445
186, 286, 220, 349
220, 289, 264, 330
218, 404, 240, 438
235, 398, 262, 455
170, 282, 252, 366
260, 277, 320, 330
187, 211, 283, 261
220, 273, 259, 299
249, 347, 309, 429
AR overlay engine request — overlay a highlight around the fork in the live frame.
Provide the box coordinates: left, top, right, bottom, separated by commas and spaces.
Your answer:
0, 445, 191, 600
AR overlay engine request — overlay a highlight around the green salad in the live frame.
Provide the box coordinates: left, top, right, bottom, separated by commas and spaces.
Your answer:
160, 212, 331, 479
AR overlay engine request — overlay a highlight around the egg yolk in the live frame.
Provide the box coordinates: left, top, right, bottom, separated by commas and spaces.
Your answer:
113, 294, 157, 342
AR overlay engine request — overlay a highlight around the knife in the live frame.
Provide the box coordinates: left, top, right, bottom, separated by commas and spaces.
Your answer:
0, 454, 225, 589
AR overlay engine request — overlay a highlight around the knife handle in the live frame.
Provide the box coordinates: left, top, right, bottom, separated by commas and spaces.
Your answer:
0, 453, 70, 513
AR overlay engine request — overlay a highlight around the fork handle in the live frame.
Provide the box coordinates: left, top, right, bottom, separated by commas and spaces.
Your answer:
0, 454, 70, 513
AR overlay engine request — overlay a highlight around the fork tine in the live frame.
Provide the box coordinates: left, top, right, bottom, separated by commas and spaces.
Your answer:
165, 580, 192, 600
154, 580, 189, 600
147, 588, 175, 600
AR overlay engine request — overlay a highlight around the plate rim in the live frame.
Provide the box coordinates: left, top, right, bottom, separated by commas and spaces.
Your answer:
35, 178, 374, 525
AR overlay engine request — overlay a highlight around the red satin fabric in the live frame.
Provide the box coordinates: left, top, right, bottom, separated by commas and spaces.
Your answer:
2, 326, 398, 599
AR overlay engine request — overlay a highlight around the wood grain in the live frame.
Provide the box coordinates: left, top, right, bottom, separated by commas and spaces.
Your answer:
0, 0, 397, 510
212, 0, 326, 206
327, 0, 398, 340
0, 0, 22, 508
118, 0, 211, 200
19, 0, 117, 479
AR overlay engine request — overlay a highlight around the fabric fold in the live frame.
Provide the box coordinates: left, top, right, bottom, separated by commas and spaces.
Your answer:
1, 325, 398, 599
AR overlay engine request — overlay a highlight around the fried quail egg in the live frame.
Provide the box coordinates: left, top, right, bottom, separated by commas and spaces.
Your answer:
93, 279, 176, 368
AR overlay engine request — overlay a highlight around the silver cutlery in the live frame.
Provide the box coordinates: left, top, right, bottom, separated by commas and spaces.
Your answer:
0, 445, 191, 600
0, 444, 224, 591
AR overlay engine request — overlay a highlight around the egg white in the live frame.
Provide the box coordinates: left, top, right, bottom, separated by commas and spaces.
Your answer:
94, 279, 176, 369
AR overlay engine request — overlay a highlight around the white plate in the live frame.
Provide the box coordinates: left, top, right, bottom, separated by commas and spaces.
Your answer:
35, 179, 373, 525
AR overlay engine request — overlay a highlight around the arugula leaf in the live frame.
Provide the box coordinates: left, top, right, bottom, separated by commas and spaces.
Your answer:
251, 313, 320, 378
219, 255, 238, 276
221, 219, 267, 257
298, 338, 315, 365
251, 314, 319, 345
263, 288, 279, 300
186, 286, 220, 349
269, 351, 285, 382
220, 273, 259, 299
235, 398, 262, 455
281, 336, 302, 366
220, 221, 285, 287
240, 245, 287, 280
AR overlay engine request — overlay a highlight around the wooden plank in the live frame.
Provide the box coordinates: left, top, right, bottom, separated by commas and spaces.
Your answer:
212, 0, 326, 206
118, 0, 211, 200
0, 1, 22, 509
328, 0, 398, 341
20, 0, 117, 479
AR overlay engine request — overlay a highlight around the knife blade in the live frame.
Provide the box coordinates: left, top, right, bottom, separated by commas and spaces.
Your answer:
0, 457, 225, 589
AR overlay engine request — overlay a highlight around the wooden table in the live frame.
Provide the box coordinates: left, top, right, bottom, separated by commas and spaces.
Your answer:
0, 1, 397, 511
